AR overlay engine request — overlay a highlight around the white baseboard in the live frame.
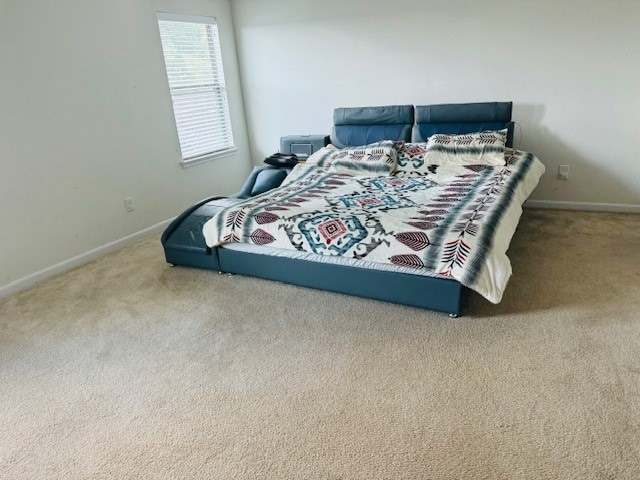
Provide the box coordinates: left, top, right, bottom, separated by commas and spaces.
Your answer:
525, 200, 640, 213
0, 218, 173, 300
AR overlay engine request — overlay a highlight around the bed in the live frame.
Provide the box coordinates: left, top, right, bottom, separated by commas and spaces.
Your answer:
162, 102, 544, 317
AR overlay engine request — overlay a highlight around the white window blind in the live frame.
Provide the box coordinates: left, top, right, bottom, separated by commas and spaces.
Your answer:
157, 14, 235, 165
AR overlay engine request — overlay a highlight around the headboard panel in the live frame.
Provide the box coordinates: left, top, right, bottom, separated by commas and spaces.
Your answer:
413, 102, 515, 147
331, 105, 414, 147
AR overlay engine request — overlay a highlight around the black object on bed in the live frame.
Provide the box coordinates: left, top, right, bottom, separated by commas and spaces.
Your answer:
162, 102, 516, 317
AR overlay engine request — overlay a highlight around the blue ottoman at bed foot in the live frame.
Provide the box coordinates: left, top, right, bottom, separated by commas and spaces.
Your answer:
162, 166, 292, 271
162, 197, 244, 271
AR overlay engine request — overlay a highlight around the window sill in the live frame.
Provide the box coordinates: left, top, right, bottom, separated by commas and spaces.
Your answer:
181, 148, 238, 168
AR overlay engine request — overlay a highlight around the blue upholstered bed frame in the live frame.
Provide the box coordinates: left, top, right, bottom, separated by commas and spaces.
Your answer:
162, 102, 515, 317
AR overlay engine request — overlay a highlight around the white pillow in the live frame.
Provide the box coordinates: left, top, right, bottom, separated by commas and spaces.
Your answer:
423, 130, 507, 166
326, 141, 398, 176
304, 145, 338, 168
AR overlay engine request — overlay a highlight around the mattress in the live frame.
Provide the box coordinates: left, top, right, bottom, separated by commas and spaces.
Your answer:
221, 242, 442, 278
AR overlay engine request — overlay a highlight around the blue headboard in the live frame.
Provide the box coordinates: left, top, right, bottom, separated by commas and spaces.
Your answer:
413, 102, 515, 147
330, 105, 414, 147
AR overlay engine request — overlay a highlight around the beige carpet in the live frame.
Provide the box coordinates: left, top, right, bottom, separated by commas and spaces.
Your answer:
1, 209, 639, 479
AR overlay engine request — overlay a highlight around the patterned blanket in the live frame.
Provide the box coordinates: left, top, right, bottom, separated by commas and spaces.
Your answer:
203, 151, 545, 303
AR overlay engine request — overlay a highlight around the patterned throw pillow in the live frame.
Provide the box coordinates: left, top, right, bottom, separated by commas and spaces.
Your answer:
326, 141, 400, 177
423, 130, 507, 166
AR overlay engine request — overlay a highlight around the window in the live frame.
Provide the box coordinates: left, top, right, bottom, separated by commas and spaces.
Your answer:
157, 13, 235, 167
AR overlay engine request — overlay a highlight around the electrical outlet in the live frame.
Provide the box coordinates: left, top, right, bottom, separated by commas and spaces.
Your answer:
558, 165, 570, 181
124, 196, 135, 213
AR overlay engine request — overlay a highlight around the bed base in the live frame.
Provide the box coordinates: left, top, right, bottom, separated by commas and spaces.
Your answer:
162, 203, 470, 317
166, 248, 468, 317
217, 248, 470, 317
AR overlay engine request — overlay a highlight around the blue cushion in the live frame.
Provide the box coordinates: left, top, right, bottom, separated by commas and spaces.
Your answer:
413, 102, 515, 147
250, 168, 288, 196
237, 166, 289, 199
331, 105, 414, 147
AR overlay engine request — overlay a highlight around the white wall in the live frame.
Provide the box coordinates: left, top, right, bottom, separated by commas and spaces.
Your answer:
231, 0, 640, 207
0, 0, 252, 290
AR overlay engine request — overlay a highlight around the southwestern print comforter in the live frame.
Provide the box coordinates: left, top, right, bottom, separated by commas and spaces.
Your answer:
203, 150, 544, 303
